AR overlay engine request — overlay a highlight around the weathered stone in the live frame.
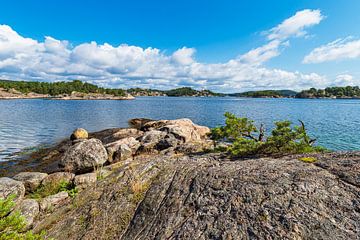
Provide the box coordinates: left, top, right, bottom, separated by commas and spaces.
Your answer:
175, 140, 214, 154
102, 129, 143, 144
105, 137, 140, 162
59, 138, 108, 173
13, 172, 48, 193
70, 128, 88, 141
40, 191, 69, 211
140, 120, 168, 131
138, 130, 167, 152
37, 151, 360, 240
42, 172, 75, 187
128, 118, 154, 130
16, 199, 39, 229
0, 177, 25, 203
155, 134, 180, 151
112, 144, 133, 162
74, 173, 97, 187
159, 118, 210, 142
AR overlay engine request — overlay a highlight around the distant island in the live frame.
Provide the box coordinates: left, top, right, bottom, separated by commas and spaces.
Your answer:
127, 87, 224, 97
2, 79, 360, 100
0, 80, 133, 100
229, 90, 297, 98
0, 80, 223, 99
296, 86, 360, 99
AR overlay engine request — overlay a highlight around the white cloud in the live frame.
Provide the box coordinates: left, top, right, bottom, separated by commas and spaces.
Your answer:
267, 9, 324, 40
303, 37, 360, 63
0, 10, 331, 92
172, 47, 196, 65
239, 9, 324, 65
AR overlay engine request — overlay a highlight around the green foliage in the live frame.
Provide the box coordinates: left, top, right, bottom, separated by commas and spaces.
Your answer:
296, 86, 360, 98
30, 180, 77, 199
0, 79, 126, 97
298, 157, 317, 163
232, 90, 297, 98
0, 195, 46, 240
165, 87, 222, 97
212, 112, 325, 157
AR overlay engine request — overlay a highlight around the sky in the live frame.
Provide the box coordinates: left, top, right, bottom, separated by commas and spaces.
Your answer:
1, 0, 360, 92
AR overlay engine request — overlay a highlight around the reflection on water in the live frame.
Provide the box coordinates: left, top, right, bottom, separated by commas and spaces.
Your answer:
0, 97, 360, 161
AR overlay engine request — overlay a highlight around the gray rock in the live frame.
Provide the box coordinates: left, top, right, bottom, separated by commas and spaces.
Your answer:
112, 144, 133, 162
102, 128, 143, 144
38, 152, 360, 239
42, 172, 75, 187
74, 173, 97, 187
0, 177, 25, 203
138, 130, 167, 152
40, 191, 69, 211
59, 138, 108, 173
16, 199, 39, 229
13, 172, 48, 193
155, 133, 180, 150
128, 118, 154, 130
105, 137, 140, 162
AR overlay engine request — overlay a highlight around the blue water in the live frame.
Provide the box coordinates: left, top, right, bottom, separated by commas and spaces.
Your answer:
0, 97, 359, 161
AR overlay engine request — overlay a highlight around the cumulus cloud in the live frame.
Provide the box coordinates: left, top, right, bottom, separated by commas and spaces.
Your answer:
303, 37, 360, 63
0, 10, 332, 92
172, 47, 196, 65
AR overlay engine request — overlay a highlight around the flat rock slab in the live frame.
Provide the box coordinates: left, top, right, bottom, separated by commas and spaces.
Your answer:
42, 172, 75, 187
0, 177, 25, 203
40, 191, 69, 212
74, 173, 97, 187
13, 172, 48, 193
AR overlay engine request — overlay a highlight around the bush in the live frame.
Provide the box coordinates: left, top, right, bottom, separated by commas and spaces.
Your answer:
0, 195, 46, 240
211, 112, 326, 157
30, 180, 77, 199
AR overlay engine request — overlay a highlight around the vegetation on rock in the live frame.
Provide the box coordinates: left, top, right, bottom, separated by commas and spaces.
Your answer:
0, 194, 45, 240
211, 112, 325, 157
29, 181, 77, 199
0, 80, 126, 97
230, 90, 297, 98
296, 86, 360, 98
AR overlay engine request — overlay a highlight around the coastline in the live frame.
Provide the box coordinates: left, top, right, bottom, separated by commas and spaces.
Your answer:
0, 118, 359, 239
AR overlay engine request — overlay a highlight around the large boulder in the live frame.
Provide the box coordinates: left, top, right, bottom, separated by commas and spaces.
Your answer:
42, 172, 75, 187
59, 138, 108, 173
138, 130, 167, 152
159, 119, 210, 142
13, 172, 48, 193
40, 191, 69, 212
105, 137, 140, 162
70, 128, 88, 141
0, 177, 25, 203
16, 199, 39, 229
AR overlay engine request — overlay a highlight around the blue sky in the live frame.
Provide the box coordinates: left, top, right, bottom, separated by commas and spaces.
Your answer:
1, 0, 360, 92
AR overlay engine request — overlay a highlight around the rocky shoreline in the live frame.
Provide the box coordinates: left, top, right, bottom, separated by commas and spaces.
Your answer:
0, 118, 359, 239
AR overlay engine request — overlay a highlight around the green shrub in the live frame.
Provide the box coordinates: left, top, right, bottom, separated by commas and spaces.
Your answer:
298, 157, 317, 163
212, 112, 326, 157
0, 195, 46, 240
30, 180, 77, 199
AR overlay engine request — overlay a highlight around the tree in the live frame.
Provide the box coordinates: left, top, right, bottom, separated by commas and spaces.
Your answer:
211, 112, 325, 157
